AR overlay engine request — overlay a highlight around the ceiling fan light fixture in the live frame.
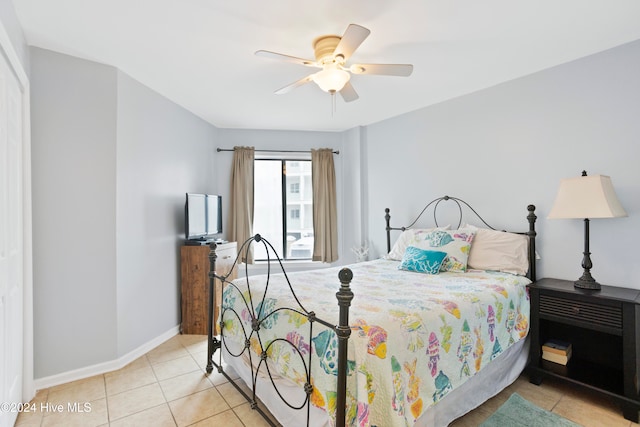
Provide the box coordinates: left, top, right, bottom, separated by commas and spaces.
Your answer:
312, 65, 350, 93
256, 24, 413, 102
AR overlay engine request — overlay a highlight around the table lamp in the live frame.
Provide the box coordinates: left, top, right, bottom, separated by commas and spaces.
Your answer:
548, 171, 627, 290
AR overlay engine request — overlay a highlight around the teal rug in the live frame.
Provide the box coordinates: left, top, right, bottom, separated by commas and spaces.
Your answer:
480, 393, 581, 427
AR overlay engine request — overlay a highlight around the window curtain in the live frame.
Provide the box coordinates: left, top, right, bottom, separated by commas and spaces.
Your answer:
311, 148, 338, 263
228, 146, 255, 263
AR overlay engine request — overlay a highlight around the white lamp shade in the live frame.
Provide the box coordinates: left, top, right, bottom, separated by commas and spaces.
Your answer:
548, 174, 627, 219
312, 65, 350, 93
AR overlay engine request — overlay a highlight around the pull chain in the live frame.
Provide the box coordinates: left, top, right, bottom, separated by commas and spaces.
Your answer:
329, 90, 337, 116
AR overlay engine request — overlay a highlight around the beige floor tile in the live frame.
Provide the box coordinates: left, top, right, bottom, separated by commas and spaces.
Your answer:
192, 350, 212, 372
147, 336, 189, 364
190, 409, 246, 427
216, 380, 253, 408
449, 405, 493, 427
168, 388, 230, 427
234, 401, 280, 427
15, 410, 43, 427
147, 345, 191, 365
176, 333, 207, 347
31, 388, 50, 404
205, 362, 241, 386
106, 364, 157, 396
105, 355, 151, 378
109, 403, 176, 427
505, 376, 563, 411
451, 392, 509, 426
40, 398, 108, 427
46, 375, 106, 407
48, 374, 103, 392
196, 351, 243, 378
553, 393, 631, 427
185, 339, 208, 355
15, 389, 50, 426
152, 354, 201, 381
159, 370, 214, 402
107, 382, 166, 421
205, 368, 231, 387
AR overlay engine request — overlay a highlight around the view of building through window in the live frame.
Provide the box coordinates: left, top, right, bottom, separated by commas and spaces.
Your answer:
253, 159, 314, 260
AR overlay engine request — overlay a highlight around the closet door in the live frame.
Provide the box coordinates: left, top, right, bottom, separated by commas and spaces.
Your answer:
0, 48, 23, 427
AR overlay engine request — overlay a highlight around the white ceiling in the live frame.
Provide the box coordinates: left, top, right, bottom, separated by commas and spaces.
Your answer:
12, 0, 640, 132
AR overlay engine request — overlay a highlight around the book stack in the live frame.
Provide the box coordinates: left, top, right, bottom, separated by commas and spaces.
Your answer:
542, 339, 572, 365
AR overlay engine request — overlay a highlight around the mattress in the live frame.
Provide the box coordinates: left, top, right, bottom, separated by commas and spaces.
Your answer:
218, 258, 531, 426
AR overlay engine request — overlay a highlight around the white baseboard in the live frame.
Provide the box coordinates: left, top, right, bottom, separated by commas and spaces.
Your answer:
33, 325, 180, 390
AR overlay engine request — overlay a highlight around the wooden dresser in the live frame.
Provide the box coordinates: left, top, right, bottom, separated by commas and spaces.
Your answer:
180, 242, 237, 335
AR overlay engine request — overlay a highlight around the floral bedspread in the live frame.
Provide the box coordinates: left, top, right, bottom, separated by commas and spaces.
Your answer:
220, 258, 530, 427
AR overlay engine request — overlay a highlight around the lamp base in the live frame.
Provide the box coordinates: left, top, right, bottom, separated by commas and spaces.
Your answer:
574, 278, 601, 290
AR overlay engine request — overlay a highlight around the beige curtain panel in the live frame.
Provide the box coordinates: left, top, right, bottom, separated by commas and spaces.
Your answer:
228, 146, 255, 263
311, 148, 338, 263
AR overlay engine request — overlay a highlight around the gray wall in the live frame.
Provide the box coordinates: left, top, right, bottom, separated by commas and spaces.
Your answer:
364, 40, 640, 289
341, 126, 367, 259
30, 48, 218, 378
31, 47, 118, 377
115, 71, 218, 355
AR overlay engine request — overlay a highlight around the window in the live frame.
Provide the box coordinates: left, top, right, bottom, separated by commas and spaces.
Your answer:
253, 158, 314, 261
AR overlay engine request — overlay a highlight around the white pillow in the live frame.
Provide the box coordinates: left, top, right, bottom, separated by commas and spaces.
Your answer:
386, 226, 450, 261
466, 226, 529, 275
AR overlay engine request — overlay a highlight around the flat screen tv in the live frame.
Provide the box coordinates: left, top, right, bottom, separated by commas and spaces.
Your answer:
185, 193, 222, 240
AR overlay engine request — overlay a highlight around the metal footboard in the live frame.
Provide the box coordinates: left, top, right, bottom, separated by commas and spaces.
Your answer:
205, 234, 353, 427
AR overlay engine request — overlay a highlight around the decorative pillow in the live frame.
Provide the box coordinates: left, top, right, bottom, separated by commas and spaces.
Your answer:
411, 229, 476, 272
466, 226, 529, 275
386, 226, 450, 261
398, 247, 448, 274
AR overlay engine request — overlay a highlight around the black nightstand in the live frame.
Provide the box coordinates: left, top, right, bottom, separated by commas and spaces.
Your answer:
528, 278, 640, 422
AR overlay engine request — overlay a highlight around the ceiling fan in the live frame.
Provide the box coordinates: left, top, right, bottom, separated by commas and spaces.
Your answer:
255, 24, 413, 102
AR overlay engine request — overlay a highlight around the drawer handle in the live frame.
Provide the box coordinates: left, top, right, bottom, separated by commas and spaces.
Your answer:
572, 306, 581, 314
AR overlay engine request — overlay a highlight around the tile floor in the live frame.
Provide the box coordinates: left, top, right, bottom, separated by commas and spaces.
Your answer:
15, 334, 640, 427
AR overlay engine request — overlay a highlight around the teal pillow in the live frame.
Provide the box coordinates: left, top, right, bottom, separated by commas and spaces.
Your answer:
412, 229, 476, 272
398, 246, 448, 274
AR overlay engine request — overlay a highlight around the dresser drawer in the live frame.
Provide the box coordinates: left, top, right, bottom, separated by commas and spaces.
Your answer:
214, 243, 238, 279
539, 294, 622, 329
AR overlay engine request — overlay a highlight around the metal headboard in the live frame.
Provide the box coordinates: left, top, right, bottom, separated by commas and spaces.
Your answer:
384, 195, 537, 281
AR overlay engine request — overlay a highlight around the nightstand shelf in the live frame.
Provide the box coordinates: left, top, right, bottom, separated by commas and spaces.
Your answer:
541, 357, 623, 395
528, 278, 640, 422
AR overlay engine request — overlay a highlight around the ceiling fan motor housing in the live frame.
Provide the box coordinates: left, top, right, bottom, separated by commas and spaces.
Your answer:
312, 35, 342, 63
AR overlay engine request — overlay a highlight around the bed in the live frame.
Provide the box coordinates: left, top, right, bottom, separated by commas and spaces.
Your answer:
205, 196, 537, 427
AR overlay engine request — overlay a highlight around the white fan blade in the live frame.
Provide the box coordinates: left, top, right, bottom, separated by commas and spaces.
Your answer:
333, 24, 370, 60
339, 81, 359, 102
349, 63, 413, 76
255, 50, 319, 67
274, 74, 315, 94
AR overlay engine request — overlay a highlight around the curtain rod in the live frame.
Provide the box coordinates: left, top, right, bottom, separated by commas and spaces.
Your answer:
216, 148, 339, 155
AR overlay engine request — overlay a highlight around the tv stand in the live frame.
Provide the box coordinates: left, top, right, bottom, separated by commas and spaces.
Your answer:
184, 239, 212, 246
184, 238, 228, 246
